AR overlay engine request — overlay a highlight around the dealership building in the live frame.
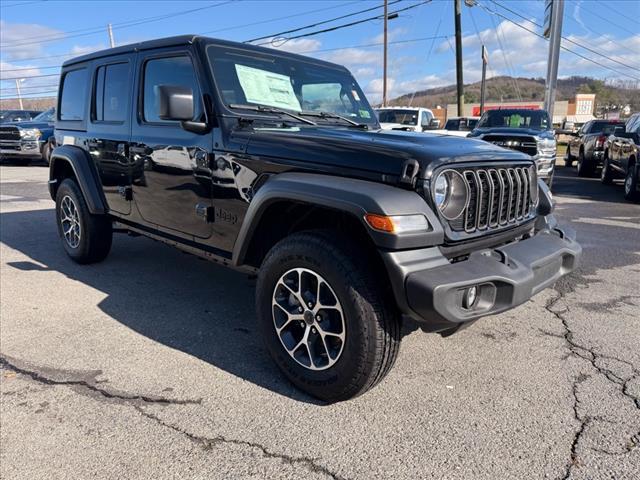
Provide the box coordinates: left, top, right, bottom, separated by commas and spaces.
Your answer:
444, 93, 596, 126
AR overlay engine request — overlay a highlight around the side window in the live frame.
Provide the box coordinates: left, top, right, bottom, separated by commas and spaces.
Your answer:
94, 63, 130, 123
421, 111, 431, 126
60, 68, 88, 121
143, 55, 202, 123
581, 122, 591, 134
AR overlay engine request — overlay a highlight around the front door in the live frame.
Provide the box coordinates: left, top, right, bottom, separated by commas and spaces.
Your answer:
130, 48, 213, 239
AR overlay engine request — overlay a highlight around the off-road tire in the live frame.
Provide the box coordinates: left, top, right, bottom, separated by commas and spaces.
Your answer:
564, 149, 573, 167
623, 162, 639, 202
256, 230, 401, 402
42, 142, 52, 165
600, 155, 614, 185
55, 178, 112, 264
577, 149, 593, 177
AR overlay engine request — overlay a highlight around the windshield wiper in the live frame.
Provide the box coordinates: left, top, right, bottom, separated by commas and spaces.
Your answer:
228, 104, 316, 126
300, 110, 368, 129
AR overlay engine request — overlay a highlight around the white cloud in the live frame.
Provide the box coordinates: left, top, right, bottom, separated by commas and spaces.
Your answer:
321, 48, 380, 68
370, 27, 408, 44
70, 43, 107, 56
0, 20, 65, 60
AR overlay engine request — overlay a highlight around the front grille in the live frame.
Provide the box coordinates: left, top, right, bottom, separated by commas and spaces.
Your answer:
446, 164, 537, 235
0, 127, 20, 141
482, 135, 537, 156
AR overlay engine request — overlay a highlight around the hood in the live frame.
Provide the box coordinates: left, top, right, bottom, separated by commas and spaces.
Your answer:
244, 126, 530, 179
469, 127, 552, 138
4, 120, 53, 129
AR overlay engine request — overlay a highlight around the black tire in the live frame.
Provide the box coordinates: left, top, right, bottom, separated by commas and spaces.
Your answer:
55, 178, 112, 264
42, 142, 52, 165
564, 148, 573, 167
600, 155, 613, 185
623, 162, 639, 202
576, 149, 593, 177
256, 230, 401, 402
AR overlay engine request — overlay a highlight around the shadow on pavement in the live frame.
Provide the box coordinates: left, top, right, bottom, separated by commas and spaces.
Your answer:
1, 207, 322, 404
552, 165, 631, 205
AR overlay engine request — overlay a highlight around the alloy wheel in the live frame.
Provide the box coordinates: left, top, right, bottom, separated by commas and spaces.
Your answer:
60, 195, 81, 248
271, 268, 346, 371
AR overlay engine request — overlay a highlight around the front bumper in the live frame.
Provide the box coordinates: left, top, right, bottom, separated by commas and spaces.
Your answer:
0, 139, 44, 159
383, 223, 581, 332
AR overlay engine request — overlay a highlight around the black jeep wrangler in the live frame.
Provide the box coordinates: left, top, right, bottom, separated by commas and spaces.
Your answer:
49, 36, 581, 402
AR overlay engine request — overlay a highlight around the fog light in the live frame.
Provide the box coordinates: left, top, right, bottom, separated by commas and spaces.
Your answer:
463, 286, 478, 309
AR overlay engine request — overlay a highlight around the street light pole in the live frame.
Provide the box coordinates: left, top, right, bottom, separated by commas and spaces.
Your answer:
454, 0, 465, 117
382, 0, 388, 106
107, 23, 115, 48
15, 79, 24, 110
543, 0, 564, 119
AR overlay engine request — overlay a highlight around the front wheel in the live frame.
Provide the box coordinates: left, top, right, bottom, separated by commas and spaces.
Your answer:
256, 231, 401, 402
624, 164, 639, 202
577, 150, 593, 177
55, 178, 113, 263
601, 156, 613, 185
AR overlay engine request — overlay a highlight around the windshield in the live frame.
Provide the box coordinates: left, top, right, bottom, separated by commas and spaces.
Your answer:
590, 121, 621, 134
206, 45, 376, 125
376, 109, 419, 125
445, 118, 478, 131
33, 108, 55, 122
477, 110, 550, 130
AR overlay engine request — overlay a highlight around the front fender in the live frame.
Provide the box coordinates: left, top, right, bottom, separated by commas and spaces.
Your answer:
232, 172, 444, 266
49, 145, 107, 215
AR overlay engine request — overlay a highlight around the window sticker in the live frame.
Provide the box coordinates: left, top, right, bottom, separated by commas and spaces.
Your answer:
351, 89, 361, 101
235, 64, 301, 112
359, 109, 371, 119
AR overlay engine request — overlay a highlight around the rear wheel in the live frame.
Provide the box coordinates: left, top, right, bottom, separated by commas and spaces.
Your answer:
623, 162, 639, 202
601, 155, 613, 185
577, 149, 593, 177
42, 142, 52, 165
55, 178, 113, 263
564, 148, 573, 167
256, 231, 401, 402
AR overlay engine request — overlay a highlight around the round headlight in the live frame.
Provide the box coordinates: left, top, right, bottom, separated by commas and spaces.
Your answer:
432, 169, 469, 221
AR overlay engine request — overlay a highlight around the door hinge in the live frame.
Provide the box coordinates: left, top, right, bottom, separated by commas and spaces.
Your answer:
195, 203, 215, 223
118, 186, 133, 201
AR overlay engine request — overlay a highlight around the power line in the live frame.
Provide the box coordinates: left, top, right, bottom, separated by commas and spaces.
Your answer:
0, 83, 59, 91
255, 1, 431, 46
1, 1, 236, 49
0, 90, 58, 99
490, 0, 640, 73
475, 1, 640, 81
1, 73, 59, 81
246, 0, 402, 43
0, 65, 61, 73
578, 0, 637, 37
299, 35, 453, 55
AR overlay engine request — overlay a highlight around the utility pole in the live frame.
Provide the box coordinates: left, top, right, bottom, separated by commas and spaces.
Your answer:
480, 45, 488, 115
107, 23, 115, 48
15, 79, 23, 110
543, 0, 564, 118
382, 0, 388, 106
454, 0, 464, 116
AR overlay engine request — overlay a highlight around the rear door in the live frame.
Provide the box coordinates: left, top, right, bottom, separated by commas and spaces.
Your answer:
130, 47, 213, 240
88, 54, 135, 215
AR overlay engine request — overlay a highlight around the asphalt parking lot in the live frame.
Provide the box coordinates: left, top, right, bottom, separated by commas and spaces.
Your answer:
1, 161, 638, 480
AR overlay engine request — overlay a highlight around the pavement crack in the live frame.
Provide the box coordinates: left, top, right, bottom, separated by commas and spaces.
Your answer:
561, 374, 591, 480
0, 354, 201, 406
134, 405, 348, 480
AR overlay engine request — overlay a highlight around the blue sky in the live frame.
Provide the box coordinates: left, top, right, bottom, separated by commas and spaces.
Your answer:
1, 0, 639, 103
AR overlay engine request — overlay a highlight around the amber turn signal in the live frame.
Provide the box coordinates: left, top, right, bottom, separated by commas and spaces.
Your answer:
364, 214, 395, 233
364, 214, 429, 234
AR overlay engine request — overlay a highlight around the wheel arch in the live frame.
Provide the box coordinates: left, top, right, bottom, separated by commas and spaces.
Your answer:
232, 172, 443, 268
49, 145, 107, 215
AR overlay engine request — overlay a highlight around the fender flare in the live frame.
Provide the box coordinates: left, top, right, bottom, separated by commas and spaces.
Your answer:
49, 145, 108, 215
232, 172, 444, 266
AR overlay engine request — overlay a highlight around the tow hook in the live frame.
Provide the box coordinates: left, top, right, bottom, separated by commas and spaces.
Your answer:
399, 159, 420, 187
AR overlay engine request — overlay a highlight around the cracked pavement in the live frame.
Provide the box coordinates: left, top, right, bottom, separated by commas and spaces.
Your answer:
1, 163, 639, 479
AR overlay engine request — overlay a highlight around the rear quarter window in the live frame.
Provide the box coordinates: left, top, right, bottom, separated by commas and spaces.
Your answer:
59, 68, 89, 121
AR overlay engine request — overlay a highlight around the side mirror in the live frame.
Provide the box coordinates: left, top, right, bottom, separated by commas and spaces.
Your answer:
430, 118, 440, 128
157, 85, 194, 121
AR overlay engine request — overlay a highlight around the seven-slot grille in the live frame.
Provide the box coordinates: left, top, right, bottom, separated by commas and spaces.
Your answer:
447, 165, 536, 234
0, 127, 21, 141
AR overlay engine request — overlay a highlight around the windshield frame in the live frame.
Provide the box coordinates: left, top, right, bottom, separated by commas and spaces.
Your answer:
204, 42, 379, 128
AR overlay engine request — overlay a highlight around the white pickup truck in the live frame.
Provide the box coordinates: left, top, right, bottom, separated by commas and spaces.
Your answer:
375, 106, 439, 132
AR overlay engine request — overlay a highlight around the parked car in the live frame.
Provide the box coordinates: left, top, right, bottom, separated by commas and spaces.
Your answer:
602, 113, 639, 201
0, 109, 42, 124
468, 109, 557, 186
0, 107, 56, 165
565, 119, 624, 176
375, 106, 439, 132
0, 107, 55, 165
49, 35, 581, 401
430, 116, 479, 137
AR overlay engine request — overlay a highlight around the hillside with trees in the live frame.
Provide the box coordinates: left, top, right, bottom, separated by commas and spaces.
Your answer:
392, 76, 640, 113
